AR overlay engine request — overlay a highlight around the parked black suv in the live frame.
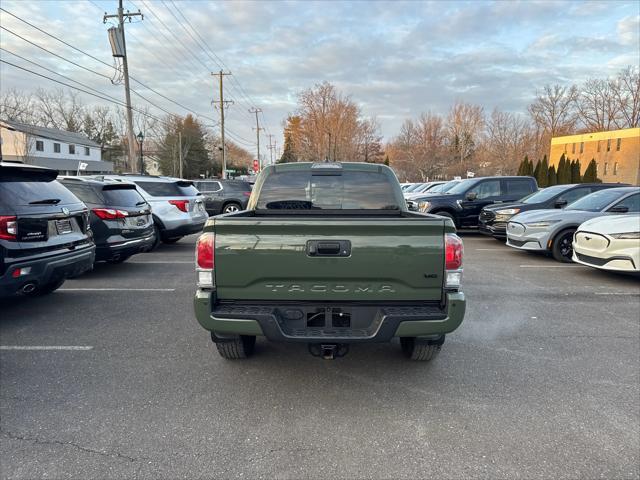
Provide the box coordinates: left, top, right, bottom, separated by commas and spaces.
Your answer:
479, 182, 630, 239
193, 179, 252, 215
416, 176, 538, 228
0, 162, 95, 298
60, 177, 154, 263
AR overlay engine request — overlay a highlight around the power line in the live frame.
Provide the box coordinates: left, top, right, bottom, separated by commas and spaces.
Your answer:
0, 7, 219, 126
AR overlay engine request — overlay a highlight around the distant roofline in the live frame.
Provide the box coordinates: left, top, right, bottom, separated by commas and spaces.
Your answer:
551, 127, 640, 145
0, 119, 101, 148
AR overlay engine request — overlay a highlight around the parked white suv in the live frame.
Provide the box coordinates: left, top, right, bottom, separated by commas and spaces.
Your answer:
103, 175, 208, 248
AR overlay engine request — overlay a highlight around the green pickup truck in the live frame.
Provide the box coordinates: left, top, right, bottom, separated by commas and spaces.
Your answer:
193, 162, 466, 361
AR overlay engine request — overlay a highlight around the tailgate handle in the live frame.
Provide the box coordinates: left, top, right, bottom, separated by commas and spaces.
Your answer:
307, 240, 351, 257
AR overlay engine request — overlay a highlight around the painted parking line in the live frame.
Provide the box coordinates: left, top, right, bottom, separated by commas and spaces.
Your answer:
127, 260, 192, 264
519, 265, 582, 268
594, 292, 639, 296
0, 346, 93, 351
475, 248, 508, 251
59, 288, 176, 292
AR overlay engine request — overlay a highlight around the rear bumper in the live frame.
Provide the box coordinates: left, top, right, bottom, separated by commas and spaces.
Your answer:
0, 245, 95, 297
193, 292, 466, 342
95, 233, 155, 261
162, 221, 206, 239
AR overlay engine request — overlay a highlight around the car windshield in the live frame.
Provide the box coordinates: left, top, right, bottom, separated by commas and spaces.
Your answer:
566, 189, 626, 212
256, 170, 399, 210
521, 185, 571, 204
445, 179, 477, 195
136, 180, 199, 197
404, 183, 423, 192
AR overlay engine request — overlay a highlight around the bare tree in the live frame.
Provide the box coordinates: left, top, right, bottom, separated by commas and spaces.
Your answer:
576, 78, 623, 131
446, 101, 485, 165
485, 109, 533, 174
611, 66, 640, 128
528, 84, 579, 136
34, 88, 86, 131
0, 88, 38, 124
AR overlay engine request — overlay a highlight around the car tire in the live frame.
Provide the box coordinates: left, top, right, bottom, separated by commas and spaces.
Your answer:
433, 211, 456, 227
106, 256, 130, 264
400, 336, 443, 361
25, 278, 66, 297
213, 333, 256, 359
551, 229, 575, 263
222, 203, 241, 214
161, 237, 181, 244
151, 224, 162, 251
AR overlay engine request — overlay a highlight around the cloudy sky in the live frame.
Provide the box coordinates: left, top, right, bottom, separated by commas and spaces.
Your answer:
1, 0, 638, 158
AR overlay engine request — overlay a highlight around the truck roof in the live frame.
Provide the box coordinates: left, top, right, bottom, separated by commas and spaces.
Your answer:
269, 162, 391, 174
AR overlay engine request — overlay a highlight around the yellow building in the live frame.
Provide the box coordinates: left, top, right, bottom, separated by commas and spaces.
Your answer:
549, 127, 639, 185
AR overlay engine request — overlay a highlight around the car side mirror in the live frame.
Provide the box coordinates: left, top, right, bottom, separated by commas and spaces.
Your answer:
554, 199, 567, 208
465, 191, 477, 201
608, 205, 629, 213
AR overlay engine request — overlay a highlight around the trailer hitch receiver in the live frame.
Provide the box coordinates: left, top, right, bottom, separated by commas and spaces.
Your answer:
308, 343, 349, 359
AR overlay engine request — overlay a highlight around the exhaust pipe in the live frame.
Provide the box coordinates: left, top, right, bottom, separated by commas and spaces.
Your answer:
21, 283, 37, 294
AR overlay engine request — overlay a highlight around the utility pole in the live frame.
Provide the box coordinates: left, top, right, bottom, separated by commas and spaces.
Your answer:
104, 1, 142, 173
178, 130, 183, 178
249, 108, 263, 171
211, 70, 232, 178
267, 134, 275, 165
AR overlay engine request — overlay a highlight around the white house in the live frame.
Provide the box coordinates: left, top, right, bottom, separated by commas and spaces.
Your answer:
0, 120, 113, 174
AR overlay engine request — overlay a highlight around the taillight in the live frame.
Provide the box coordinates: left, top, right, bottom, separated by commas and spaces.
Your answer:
93, 208, 128, 220
0, 216, 18, 241
169, 200, 189, 212
196, 232, 215, 288
242, 191, 251, 197
445, 233, 463, 289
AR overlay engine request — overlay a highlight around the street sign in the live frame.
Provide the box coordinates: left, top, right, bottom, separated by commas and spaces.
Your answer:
253, 159, 259, 172
226, 169, 236, 173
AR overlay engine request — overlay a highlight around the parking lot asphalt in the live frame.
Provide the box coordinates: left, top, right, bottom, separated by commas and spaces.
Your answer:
1, 233, 638, 479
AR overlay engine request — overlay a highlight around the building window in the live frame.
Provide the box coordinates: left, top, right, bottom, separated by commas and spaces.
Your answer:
616, 138, 621, 151
604, 162, 608, 175
579, 142, 584, 153
35, 140, 44, 151
572, 143, 576, 154
84, 147, 90, 156
53, 143, 61, 153
597, 141, 601, 152
607, 139, 611, 151
614, 162, 618, 175
69, 144, 75, 154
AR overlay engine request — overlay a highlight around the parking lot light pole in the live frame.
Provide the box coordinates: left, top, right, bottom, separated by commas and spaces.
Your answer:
137, 131, 144, 174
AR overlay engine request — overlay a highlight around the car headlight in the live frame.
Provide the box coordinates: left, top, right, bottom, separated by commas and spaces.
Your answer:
611, 232, 640, 239
418, 201, 431, 212
496, 208, 520, 215
525, 220, 561, 228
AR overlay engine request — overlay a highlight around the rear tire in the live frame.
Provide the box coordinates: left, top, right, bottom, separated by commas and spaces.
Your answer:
213, 333, 256, 359
161, 237, 181, 244
151, 224, 162, 250
400, 336, 443, 361
222, 203, 241, 214
551, 229, 575, 263
25, 278, 65, 297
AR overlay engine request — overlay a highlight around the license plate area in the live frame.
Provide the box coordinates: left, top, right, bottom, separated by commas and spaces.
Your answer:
55, 218, 73, 235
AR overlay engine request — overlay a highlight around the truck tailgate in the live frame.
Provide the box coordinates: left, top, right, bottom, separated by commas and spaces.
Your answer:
214, 217, 445, 302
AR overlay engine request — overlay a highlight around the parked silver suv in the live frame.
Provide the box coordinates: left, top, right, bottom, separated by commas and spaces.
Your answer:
103, 175, 208, 248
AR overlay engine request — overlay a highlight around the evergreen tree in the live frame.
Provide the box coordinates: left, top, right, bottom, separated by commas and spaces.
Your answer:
527, 157, 535, 176
532, 158, 541, 181
384, 155, 390, 166
557, 153, 573, 184
536, 155, 549, 187
556, 154, 566, 183
570, 159, 582, 183
516, 158, 525, 176
279, 130, 297, 164
548, 165, 557, 186
582, 159, 600, 183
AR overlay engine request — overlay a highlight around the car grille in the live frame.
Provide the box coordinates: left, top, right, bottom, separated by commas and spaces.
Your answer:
575, 253, 609, 266
507, 222, 526, 235
575, 231, 609, 251
480, 210, 495, 222
508, 239, 527, 247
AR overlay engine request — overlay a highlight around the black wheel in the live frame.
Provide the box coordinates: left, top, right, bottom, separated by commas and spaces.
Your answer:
106, 256, 130, 264
433, 211, 456, 227
24, 278, 65, 297
212, 333, 256, 359
222, 203, 241, 214
161, 237, 181, 244
551, 229, 575, 263
400, 336, 444, 361
151, 224, 162, 250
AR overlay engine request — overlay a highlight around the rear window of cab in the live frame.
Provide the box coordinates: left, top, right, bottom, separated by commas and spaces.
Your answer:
135, 181, 199, 197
